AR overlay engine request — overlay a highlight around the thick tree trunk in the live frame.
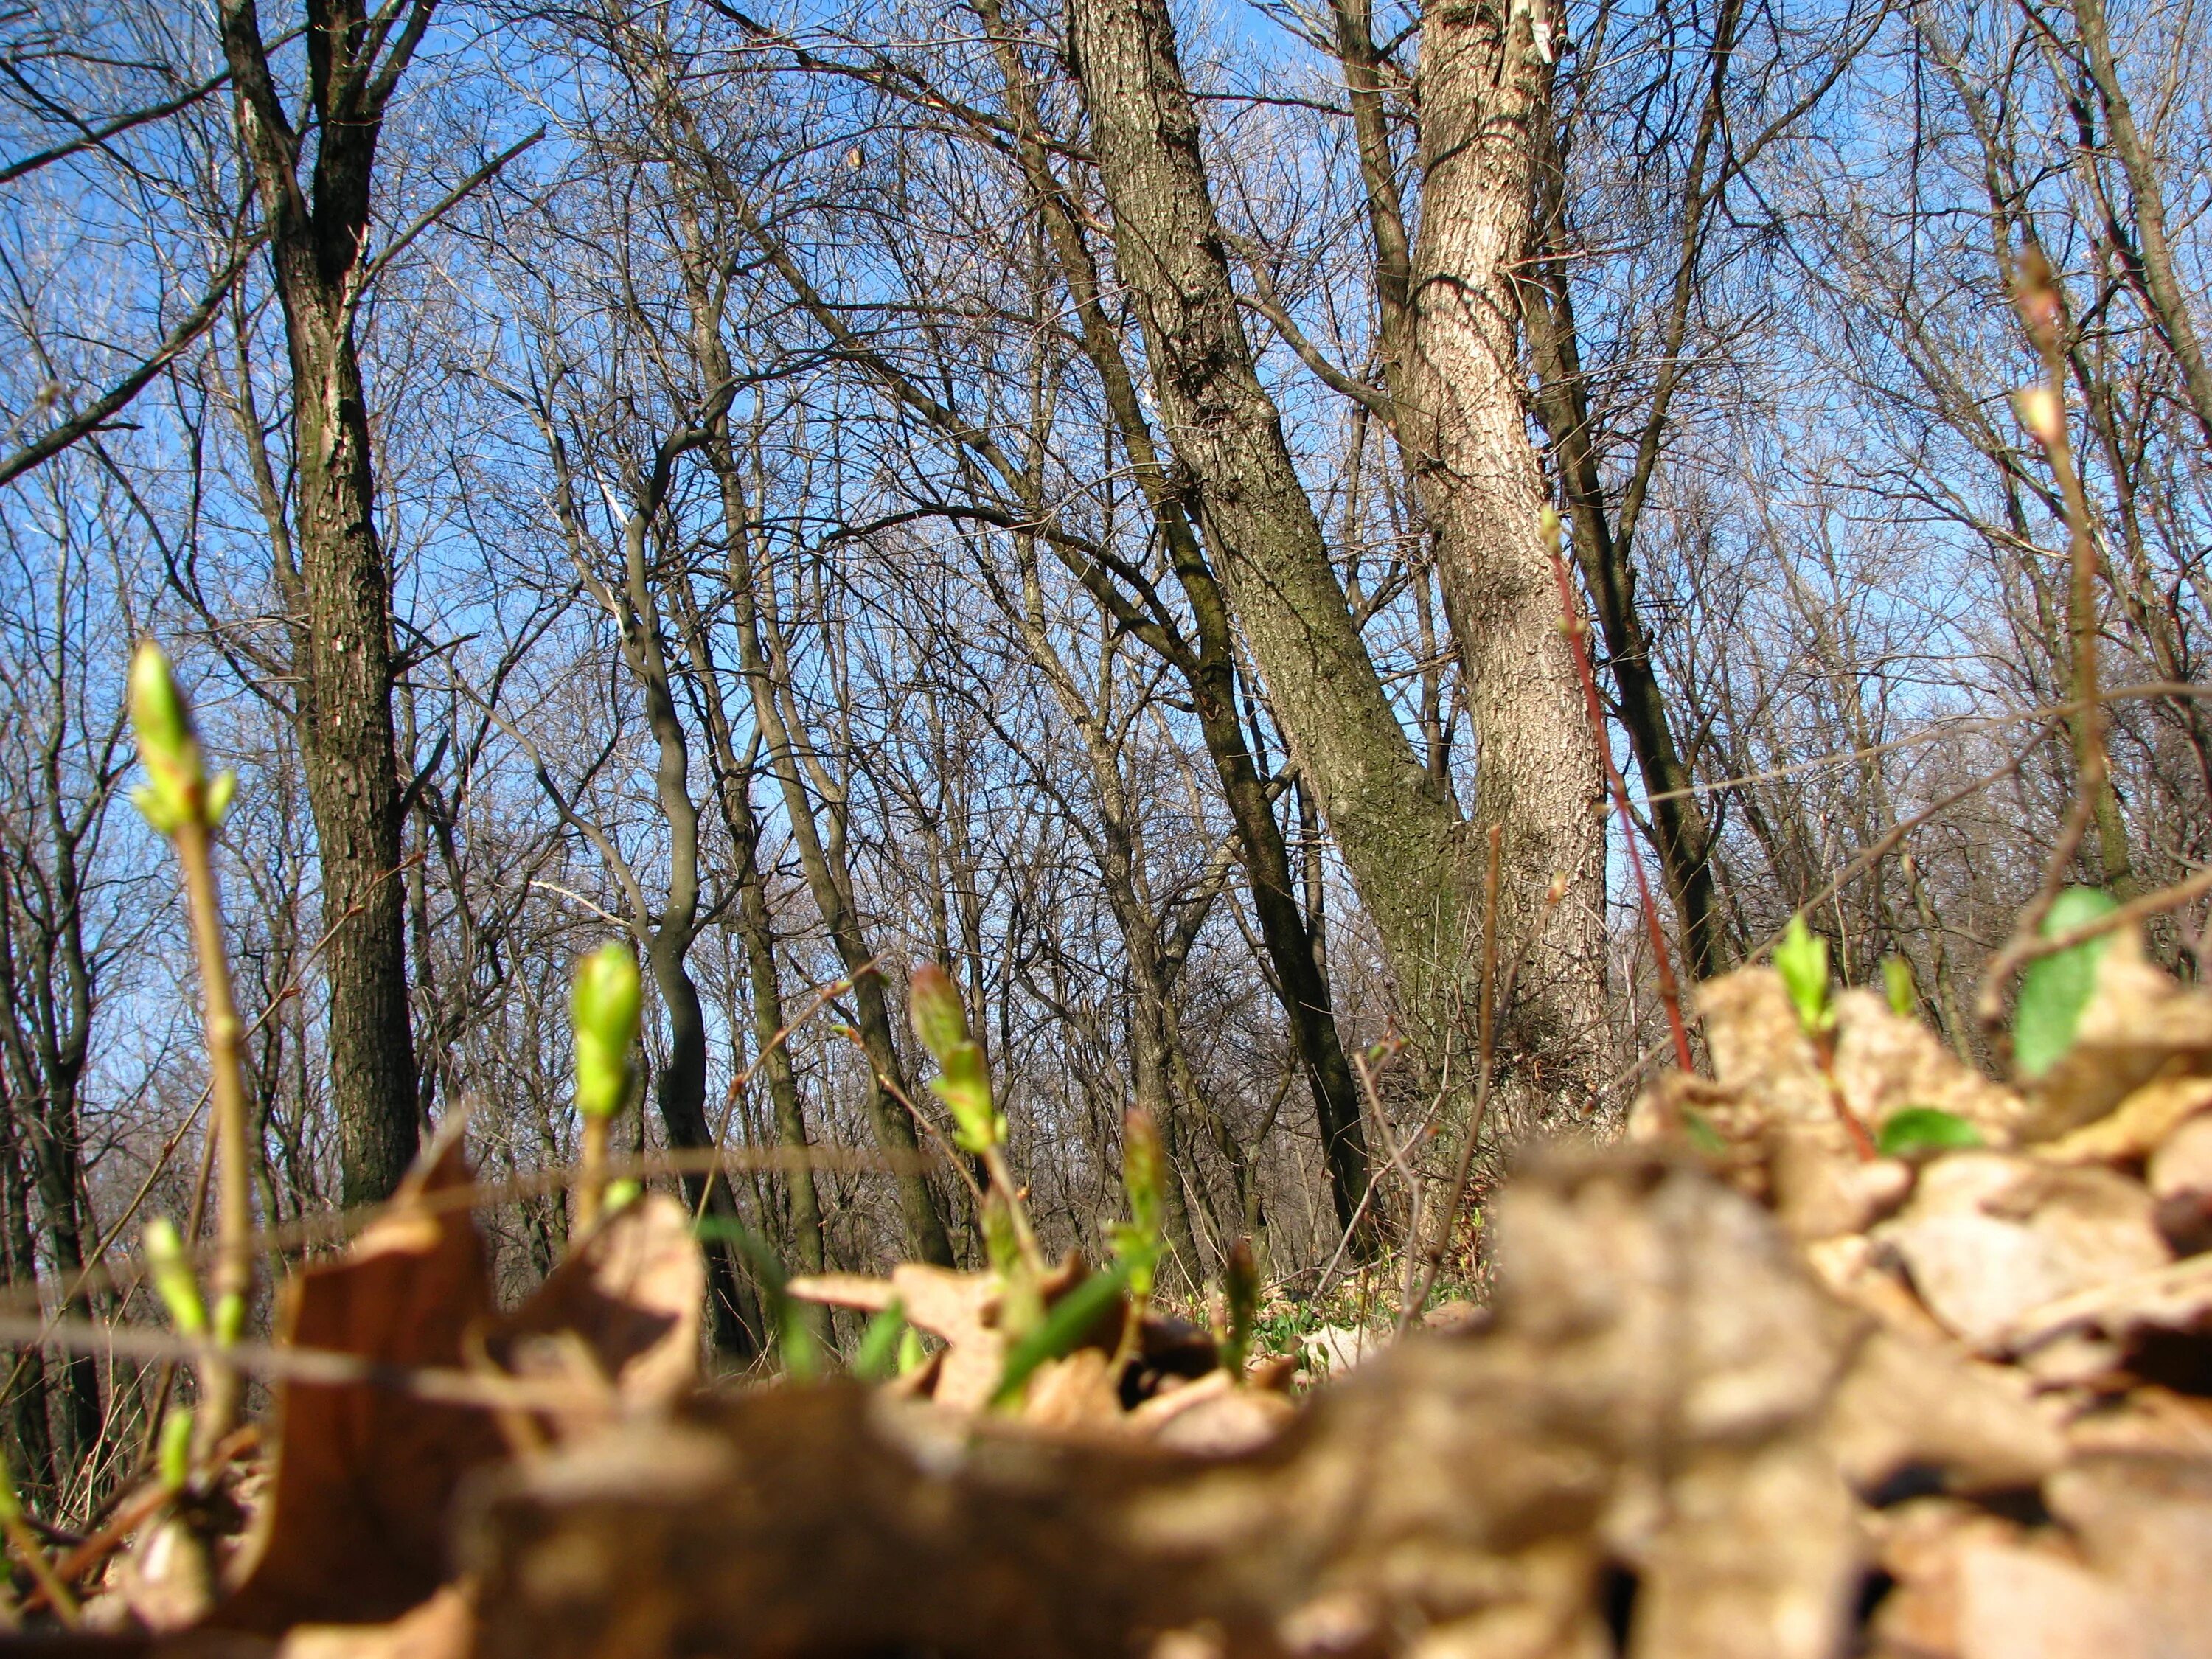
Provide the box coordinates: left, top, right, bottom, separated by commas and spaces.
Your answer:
218, 0, 424, 1206
1402, 0, 1607, 1119
1064, 0, 1479, 1065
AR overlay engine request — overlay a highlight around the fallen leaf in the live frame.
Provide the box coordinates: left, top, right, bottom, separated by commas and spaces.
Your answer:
2034, 1074, 2212, 1166
484, 1193, 703, 1423
212, 1117, 505, 1633
2020, 928, 2212, 1141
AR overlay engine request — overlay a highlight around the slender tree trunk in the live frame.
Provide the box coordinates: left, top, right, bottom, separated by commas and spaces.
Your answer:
974, 0, 1376, 1236
1065, 0, 1480, 1073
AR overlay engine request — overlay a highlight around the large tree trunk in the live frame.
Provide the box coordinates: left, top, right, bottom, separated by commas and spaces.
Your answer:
1064, 0, 1480, 1069
218, 0, 425, 1205
1401, 0, 1607, 1121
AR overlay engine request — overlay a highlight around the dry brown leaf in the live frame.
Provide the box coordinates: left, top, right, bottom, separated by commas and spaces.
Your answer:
483, 1193, 703, 1423
888, 1262, 1002, 1410
782, 1272, 897, 1314
211, 1117, 505, 1635
1950, 1541, 2148, 1659
2149, 1111, 2212, 1253
1821, 1329, 2063, 1497
1020, 1347, 1124, 1431
2035, 1074, 2212, 1166
1871, 1154, 2169, 1352
272, 1587, 473, 1659
2046, 1453, 2212, 1659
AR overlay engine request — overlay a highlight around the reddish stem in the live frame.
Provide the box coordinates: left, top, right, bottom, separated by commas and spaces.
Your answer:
1547, 533, 1697, 1075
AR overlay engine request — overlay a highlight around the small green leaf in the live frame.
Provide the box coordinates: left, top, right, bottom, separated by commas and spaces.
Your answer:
992, 1259, 1131, 1407
1883, 956, 1918, 1020
852, 1298, 907, 1382
2013, 887, 2120, 1079
1877, 1105, 1984, 1160
1775, 914, 1832, 1034
1682, 1109, 1728, 1156
897, 1325, 927, 1375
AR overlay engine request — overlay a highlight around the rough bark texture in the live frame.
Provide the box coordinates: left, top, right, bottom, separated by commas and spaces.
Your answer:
1403, 0, 1607, 1115
971, 0, 1377, 1238
218, 0, 423, 1205
1065, 0, 1478, 1061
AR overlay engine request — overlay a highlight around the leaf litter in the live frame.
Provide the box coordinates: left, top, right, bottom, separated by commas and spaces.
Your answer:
15, 919, 2212, 1657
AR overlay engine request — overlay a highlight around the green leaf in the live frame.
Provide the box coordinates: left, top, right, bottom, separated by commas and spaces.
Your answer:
1682, 1109, 1728, 1156
1775, 914, 1832, 1034
2013, 887, 2120, 1079
852, 1298, 907, 1382
1883, 956, 1918, 1020
1877, 1105, 1984, 1159
992, 1259, 1132, 1407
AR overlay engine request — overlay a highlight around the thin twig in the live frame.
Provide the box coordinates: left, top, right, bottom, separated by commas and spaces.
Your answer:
1545, 518, 1693, 1072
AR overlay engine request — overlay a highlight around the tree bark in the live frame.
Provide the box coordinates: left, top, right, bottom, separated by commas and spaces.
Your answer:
216, 0, 424, 1204
1064, 0, 1479, 1067
1401, 0, 1607, 1113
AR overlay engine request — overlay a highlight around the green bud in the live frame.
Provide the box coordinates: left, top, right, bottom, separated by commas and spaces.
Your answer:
572, 943, 642, 1120
601, 1178, 641, 1214
908, 964, 970, 1062
897, 1324, 927, 1375
0, 1453, 21, 1526
1775, 914, 1833, 1035
142, 1217, 207, 1338
1882, 956, 1918, 1020
129, 641, 214, 835
1108, 1107, 1166, 1303
158, 1408, 194, 1492
927, 1040, 1004, 1154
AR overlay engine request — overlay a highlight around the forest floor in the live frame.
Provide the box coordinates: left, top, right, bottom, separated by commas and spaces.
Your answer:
13, 922, 2212, 1658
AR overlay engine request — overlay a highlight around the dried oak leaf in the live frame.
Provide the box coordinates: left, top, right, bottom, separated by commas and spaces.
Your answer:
1871, 1153, 2169, 1353
2035, 1074, 2212, 1168
210, 1118, 505, 1635
2047, 1453, 2212, 1659
457, 1148, 1868, 1659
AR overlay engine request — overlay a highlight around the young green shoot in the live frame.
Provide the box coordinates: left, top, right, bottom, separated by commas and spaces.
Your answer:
128, 641, 250, 1453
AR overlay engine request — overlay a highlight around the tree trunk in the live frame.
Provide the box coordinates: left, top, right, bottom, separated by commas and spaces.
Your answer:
1064, 0, 1480, 1068
217, 0, 425, 1206
1402, 0, 1607, 1118
971, 0, 1377, 1239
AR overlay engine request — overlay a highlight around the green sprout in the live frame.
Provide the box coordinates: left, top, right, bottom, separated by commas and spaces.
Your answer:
909, 964, 1004, 1155
1882, 956, 1918, 1020
128, 641, 234, 836
1221, 1237, 1259, 1382
571, 943, 642, 1121
852, 1298, 908, 1382
1775, 914, 1834, 1035
142, 1217, 207, 1340
1108, 1106, 1166, 1307
157, 1408, 195, 1493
